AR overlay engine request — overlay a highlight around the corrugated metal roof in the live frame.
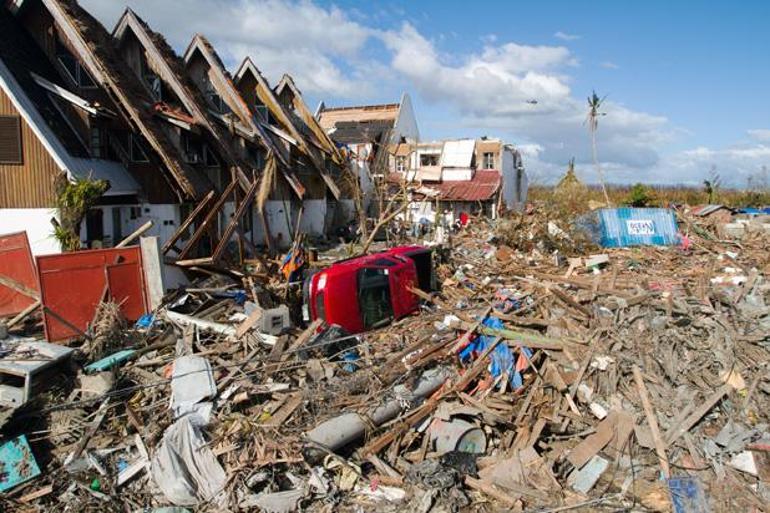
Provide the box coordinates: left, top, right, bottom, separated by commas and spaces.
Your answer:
421, 170, 501, 202
579, 208, 679, 247
690, 204, 729, 217
440, 139, 475, 168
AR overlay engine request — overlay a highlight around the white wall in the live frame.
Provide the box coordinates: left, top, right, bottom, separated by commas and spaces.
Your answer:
0, 208, 61, 255
442, 168, 474, 181
263, 200, 295, 249
300, 199, 326, 236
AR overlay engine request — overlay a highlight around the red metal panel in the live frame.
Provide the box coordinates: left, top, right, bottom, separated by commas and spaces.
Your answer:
0, 232, 38, 317
37, 247, 148, 343
106, 261, 147, 322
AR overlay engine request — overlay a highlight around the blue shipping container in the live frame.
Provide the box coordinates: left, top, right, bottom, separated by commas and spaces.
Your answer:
578, 208, 679, 248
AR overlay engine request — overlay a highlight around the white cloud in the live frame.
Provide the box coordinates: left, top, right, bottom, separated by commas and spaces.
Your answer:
77, 0, 770, 186
747, 129, 770, 142
381, 23, 574, 117
80, 0, 373, 96
554, 31, 581, 41
380, 23, 670, 182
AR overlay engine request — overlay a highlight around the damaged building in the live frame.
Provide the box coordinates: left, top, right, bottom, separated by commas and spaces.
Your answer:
0, 0, 526, 262
0, 0, 346, 259
389, 137, 528, 224
316, 95, 419, 218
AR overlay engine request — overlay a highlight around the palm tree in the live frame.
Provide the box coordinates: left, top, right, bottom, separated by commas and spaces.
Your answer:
586, 91, 611, 206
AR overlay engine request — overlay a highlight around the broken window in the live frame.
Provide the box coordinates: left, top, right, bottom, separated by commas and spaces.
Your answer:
204, 81, 231, 115
56, 39, 96, 89
182, 132, 204, 164
396, 156, 407, 173
483, 152, 495, 169
140, 57, 163, 102
420, 154, 439, 166
358, 267, 393, 330
0, 115, 22, 164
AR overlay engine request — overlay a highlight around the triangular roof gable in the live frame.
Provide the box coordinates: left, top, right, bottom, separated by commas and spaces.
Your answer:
39, 0, 209, 199
183, 35, 262, 138
234, 58, 311, 155
235, 60, 340, 199
182, 35, 298, 177
112, 9, 291, 178
275, 73, 343, 164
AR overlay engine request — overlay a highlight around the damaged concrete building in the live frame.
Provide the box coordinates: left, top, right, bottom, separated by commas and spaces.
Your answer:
316, 95, 420, 218
389, 137, 528, 224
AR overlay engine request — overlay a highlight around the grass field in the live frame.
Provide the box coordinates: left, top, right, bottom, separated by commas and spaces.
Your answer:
528, 183, 770, 212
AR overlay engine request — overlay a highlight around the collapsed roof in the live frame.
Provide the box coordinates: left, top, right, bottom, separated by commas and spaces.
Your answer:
38, 0, 212, 200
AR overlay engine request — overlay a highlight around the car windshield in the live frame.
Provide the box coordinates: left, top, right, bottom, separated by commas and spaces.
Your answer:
358, 268, 393, 329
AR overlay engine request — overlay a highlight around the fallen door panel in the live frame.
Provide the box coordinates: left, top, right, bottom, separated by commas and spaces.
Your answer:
37, 247, 147, 343
0, 232, 38, 317
106, 261, 146, 321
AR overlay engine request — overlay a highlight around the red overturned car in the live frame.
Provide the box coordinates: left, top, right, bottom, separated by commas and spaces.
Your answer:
303, 246, 435, 334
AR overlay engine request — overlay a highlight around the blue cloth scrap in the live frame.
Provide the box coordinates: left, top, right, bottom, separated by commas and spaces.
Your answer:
458, 317, 532, 389
135, 313, 155, 329
213, 290, 247, 305
668, 476, 710, 513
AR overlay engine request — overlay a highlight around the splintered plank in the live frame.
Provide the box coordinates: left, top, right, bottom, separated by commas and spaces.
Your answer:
632, 366, 670, 479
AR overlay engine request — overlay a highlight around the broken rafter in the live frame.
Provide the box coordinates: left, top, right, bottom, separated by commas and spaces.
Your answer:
162, 189, 216, 255
176, 180, 237, 261
212, 177, 260, 263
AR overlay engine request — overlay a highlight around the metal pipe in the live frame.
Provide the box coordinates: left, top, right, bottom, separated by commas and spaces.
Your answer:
305, 366, 450, 456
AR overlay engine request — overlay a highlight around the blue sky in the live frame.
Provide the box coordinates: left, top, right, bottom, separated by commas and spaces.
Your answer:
83, 0, 770, 186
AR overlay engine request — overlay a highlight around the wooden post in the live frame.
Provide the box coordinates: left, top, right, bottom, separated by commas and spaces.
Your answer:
632, 366, 670, 479
116, 220, 153, 248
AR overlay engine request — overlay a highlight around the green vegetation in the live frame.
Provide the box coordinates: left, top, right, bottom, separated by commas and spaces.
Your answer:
624, 183, 653, 207
53, 173, 109, 251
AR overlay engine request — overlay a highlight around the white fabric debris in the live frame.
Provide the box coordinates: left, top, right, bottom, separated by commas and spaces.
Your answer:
151, 416, 226, 506
170, 355, 216, 421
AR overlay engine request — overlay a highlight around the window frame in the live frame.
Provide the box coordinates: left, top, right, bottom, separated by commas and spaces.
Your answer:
482, 152, 495, 170
395, 155, 407, 173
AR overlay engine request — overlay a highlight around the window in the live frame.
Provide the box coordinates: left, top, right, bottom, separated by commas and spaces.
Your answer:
255, 101, 269, 123
0, 115, 22, 164
357, 267, 394, 329
90, 126, 102, 158
182, 133, 203, 164
140, 58, 163, 101
420, 154, 438, 166
111, 208, 122, 246
203, 145, 219, 167
56, 40, 96, 89
482, 152, 495, 170
130, 135, 149, 163
205, 82, 230, 115
396, 156, 406, 173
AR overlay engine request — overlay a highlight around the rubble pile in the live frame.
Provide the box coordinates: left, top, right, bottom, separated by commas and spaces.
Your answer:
1, 210, 769, 512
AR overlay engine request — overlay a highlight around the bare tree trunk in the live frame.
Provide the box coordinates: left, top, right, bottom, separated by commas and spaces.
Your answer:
592, 129, 611, 207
